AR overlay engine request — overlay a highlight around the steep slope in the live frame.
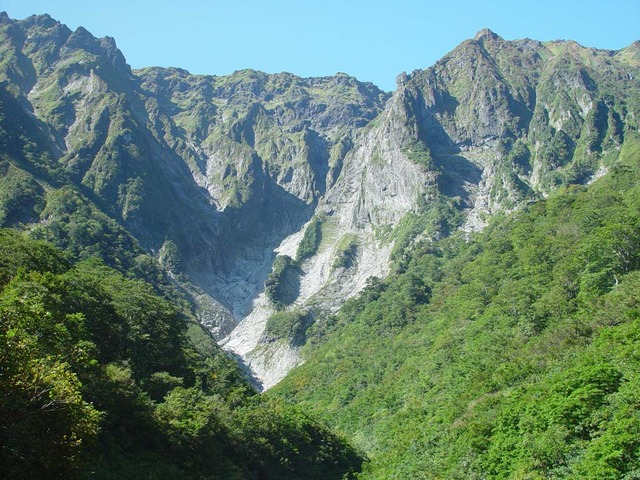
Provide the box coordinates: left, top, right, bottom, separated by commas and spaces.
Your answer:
228, 29, 640, 387
272, 136, 640, 478
0, 13, 390, 348
134, 66, 389, 322
1, 13, 639, 388
221, 80, 442, 387
0, 12, 232, 329
396, 29, 640, 226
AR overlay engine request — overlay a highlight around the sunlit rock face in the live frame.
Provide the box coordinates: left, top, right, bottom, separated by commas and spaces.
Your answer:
2, 14, 638, 388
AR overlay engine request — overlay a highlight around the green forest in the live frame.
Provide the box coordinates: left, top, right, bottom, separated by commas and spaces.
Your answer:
0, 230, 361, 479
272, 136, 640, 478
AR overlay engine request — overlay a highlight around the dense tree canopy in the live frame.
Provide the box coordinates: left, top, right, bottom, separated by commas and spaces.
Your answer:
0, 230, 362, 479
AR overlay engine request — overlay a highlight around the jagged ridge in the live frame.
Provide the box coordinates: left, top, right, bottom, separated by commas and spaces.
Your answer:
0, 13, 638, 388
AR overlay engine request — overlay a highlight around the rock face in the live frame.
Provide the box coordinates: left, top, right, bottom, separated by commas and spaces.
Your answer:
1, 13, 638, 388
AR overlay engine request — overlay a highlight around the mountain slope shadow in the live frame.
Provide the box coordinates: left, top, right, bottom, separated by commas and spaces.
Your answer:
187, 178, 313, 319
434, 153, 483, 206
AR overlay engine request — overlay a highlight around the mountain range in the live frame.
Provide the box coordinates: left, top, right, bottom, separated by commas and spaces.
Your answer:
2, 12, 640, 478
2, 13, 638, 389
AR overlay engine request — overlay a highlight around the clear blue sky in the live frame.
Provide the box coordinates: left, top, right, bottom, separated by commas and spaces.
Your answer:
2, 0, 639, 91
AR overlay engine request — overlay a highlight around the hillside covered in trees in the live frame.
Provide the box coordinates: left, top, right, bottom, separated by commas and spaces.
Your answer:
272, 136, 640, 478
0, 230, 361, 479
2, 10, 640, 479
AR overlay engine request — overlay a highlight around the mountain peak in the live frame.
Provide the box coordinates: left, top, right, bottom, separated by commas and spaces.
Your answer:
474, 28, 501, 41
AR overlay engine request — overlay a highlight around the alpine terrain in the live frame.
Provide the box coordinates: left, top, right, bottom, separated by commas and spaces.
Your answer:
1, 11, 640, 479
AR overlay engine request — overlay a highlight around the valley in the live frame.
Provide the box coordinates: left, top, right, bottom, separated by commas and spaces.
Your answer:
1, 11, 640, 478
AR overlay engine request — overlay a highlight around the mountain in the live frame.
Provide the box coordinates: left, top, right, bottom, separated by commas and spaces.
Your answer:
2, 11, 640, 480
1, 13, 639, 392
267, 32, 640, 478
0, 12, 392, 387
220, 30, 640, 387
272, 141, 640, 478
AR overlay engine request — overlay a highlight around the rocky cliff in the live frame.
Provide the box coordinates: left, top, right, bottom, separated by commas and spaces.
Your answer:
226, 28, 640, 388
1, 13, 638, 388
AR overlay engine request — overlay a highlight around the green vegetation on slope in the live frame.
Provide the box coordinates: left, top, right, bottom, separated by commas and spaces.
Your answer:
264, 310, 309, 345
265, 255, 302, 309
272, 137, 640, 478
0, 230, 362, 480
296, 215, 324, 262
332, 234, 359, 270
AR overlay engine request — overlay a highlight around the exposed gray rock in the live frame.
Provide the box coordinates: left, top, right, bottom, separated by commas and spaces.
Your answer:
2, 14, 639, 389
